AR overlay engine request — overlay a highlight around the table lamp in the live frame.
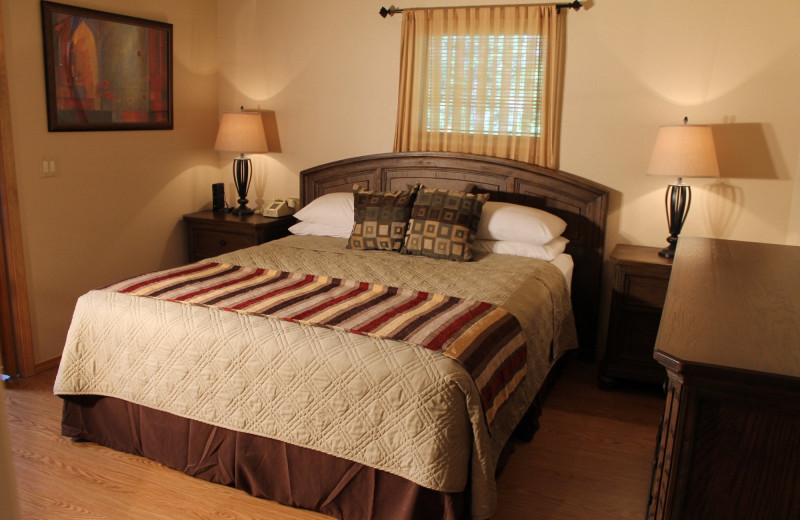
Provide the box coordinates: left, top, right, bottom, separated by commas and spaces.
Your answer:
647, 117, 719, 258
214, 108, 268, 216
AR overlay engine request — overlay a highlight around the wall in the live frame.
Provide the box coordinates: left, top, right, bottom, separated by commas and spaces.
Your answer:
216, 0, 399, 204
6, 0, 799, 364
217, 0, 800, 252
561, 0, 800, 250
1, 0, 221, 364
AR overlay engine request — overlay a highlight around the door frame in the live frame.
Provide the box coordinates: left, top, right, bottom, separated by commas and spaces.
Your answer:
0, 8, 34, 378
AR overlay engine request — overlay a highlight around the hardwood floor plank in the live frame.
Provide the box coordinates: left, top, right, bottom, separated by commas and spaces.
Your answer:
493, 361, 663, 520
5, 358, 663, 519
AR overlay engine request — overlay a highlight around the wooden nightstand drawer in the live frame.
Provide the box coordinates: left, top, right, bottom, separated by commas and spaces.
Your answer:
192, 229, 254, 257
600, 244, 673, 388
624, 273, 669, 308
183, 211, 295, 262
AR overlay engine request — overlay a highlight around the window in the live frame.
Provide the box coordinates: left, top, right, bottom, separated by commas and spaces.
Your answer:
427, 34, 547, 138
394, 5, 566, 168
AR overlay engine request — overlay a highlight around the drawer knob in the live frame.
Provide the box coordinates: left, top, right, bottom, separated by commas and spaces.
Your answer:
219, 239, 227, 246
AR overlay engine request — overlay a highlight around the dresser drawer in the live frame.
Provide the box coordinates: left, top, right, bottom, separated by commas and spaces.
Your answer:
191, 229, 254, 257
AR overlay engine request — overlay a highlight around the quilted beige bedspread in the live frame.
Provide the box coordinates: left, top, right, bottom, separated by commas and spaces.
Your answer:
54, 235, 576, 519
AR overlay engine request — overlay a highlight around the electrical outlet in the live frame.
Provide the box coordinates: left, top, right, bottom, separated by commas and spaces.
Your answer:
40, 156, 57, 178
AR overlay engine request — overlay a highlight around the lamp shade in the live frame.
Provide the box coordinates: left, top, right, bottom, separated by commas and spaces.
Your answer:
646, 125, 719, 179
214, 112, 268, 154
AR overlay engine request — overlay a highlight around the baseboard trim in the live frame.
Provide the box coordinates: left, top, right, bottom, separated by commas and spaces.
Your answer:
35, 356, 61, 374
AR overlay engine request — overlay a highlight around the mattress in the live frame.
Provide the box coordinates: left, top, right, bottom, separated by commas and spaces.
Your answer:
551, 252, 574, 292
54, 235, 577, 518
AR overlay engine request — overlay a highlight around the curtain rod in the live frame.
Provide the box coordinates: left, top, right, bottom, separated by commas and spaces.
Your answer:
379, 1, 582, 17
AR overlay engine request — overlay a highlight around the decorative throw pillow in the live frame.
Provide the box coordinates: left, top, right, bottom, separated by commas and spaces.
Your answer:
401, 188, 489, 261
347, 184, 419, 251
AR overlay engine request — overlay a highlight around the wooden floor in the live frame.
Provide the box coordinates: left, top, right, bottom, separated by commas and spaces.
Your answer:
5, 358, 664, 519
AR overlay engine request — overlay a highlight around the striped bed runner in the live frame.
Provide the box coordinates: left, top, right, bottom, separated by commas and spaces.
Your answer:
104, 261, 528, 428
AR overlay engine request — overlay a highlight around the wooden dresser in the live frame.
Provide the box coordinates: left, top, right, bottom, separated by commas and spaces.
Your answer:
647, 237, 800, 520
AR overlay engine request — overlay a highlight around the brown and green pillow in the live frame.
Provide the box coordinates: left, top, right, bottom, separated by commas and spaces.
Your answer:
401, 188, 489, 262
347, 184, 420, 251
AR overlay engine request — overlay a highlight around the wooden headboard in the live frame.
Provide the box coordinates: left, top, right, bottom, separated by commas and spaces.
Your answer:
300, 151, 609, 359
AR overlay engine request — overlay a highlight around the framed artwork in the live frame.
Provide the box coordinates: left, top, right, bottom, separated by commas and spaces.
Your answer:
41, 2, 173, 131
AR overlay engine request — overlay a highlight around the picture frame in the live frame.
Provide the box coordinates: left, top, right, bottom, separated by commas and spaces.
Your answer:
40, 1, 173, 132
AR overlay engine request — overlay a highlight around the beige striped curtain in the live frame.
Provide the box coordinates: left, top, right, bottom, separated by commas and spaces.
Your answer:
394, 5, 566, 168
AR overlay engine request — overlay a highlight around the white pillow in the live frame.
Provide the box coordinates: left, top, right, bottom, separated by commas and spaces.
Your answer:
476, 202, 567, 244
472, 236, 569, 261
294, 192, 354, 228
289, 220, 352, 239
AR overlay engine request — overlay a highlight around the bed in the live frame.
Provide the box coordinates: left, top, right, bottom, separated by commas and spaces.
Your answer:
55, 152, 608, 520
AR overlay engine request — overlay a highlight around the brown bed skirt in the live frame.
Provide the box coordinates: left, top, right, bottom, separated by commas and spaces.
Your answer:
59, 357, 557, 519
61, 395, 469, 520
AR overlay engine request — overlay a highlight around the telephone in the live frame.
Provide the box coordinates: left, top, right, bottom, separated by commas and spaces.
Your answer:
261, 198, 298, 217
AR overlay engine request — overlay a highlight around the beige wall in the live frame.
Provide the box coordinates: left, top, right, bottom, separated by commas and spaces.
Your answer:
561, 0, 800, 250
216, 0, 400, 203
2, 0, 221, 364
217, 0, 800, 252
4, 0, 800, 364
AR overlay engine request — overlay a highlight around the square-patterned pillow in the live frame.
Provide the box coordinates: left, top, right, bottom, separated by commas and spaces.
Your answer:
401, 188, 489, 261
347, 184, 419, 251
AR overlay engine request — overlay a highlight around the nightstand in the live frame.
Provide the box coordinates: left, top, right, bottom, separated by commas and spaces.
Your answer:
599, 244, 672, 389
183, 211, 295, 262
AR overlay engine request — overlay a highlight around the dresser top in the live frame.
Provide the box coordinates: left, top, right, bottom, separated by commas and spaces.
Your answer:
654, 237, 800, 380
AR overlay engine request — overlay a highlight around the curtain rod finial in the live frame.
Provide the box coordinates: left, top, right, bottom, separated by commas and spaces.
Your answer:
556, 1, 582, 12
379, 5, 402, 18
